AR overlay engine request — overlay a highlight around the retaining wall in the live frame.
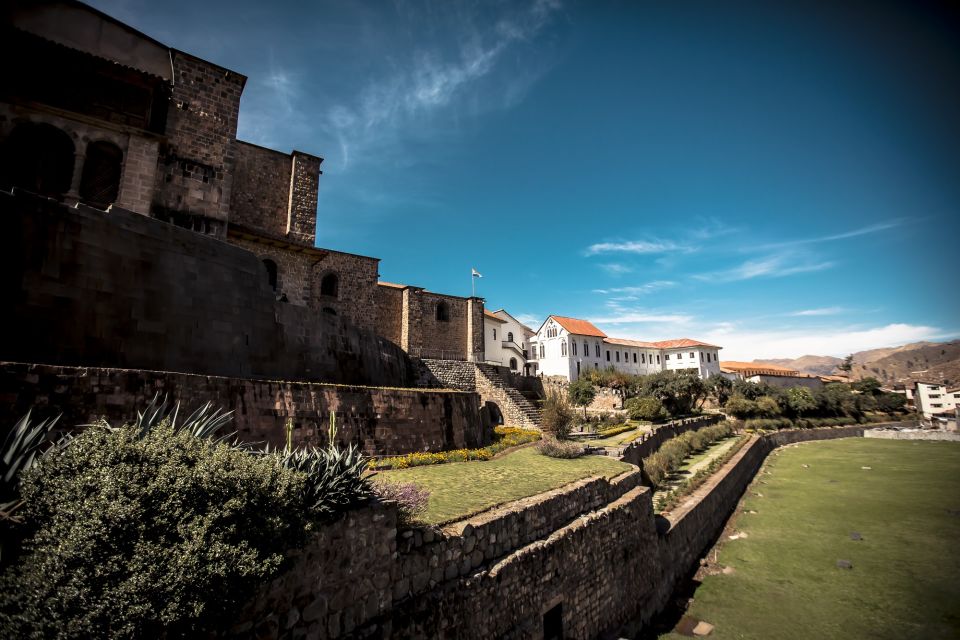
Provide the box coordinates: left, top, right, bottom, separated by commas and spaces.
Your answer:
0, 362, 488, 455
620, 414, 726, 466
231, 425, 878, 639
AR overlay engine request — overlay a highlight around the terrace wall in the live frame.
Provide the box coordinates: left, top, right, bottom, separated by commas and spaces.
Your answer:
230, 425, 879, 639
0, 362, 488, 455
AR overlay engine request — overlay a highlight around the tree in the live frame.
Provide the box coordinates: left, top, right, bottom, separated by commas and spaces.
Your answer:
755, 395, 782, 418
540, 391, 574, 439
852, 377, 882, 395
567, 378, 596, 420
638, 370, 707, 416
706, 375, 733, 405
724, 395, 757, 419
625, 397, 667, 422
787, 387, 817, 418
838, 354, 854, 377
876, 392, 907, 413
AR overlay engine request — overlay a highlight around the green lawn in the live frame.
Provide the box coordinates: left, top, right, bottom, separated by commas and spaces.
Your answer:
663, 438, 960, 640
376, 447, 633, 525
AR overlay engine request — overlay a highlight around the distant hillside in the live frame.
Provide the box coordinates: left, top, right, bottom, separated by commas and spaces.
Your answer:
847, 340, 960, 386
756, 355, 842, 377
755, 340, 960, 386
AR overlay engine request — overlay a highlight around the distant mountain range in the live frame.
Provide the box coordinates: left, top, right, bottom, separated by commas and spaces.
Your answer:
754, 340, 960, 386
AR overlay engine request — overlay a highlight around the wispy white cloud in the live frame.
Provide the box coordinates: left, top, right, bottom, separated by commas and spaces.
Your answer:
593, 281, 676, 296
593, 312, 695, 325
693, 255, 834, 283
325, 0, 563, 168
514, 313, 542, 327
584, 240, 694, 256
691, 217, 739, 240
787, 307, 845, 317
598, 263, 633, 275
697, 322, 951, 360
755, 220, 902, 251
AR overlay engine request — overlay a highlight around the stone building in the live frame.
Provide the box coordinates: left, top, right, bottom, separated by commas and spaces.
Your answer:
0, 0, 481, 361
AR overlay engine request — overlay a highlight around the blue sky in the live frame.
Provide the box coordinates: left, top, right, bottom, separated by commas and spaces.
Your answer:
92, 0, 959, 359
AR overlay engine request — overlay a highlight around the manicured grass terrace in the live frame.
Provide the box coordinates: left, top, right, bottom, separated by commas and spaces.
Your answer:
377, 446, 633, 525
664, 438, 960, 639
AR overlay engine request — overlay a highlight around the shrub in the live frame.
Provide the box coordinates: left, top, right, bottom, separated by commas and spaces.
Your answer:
278, 444, 371, 520
625, 396, 667, 421
0, 422, 312, 638
641, 423, 735, 488
535, 437, 586, 459
596, 423, 635, 438
541, 391, 574, 440
374, 481, 430, 527
567, 378, 596, 419
755, 395, 782, 418
724, 395, 758, 419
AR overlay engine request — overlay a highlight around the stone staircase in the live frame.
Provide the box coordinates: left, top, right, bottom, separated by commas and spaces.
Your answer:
474, 363, 542, 429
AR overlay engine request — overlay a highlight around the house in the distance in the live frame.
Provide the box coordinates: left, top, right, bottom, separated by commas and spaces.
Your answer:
914, 381, 960, 419
482, 309, 536, 374
719, 361, 823, 389
528, 315, 722, 381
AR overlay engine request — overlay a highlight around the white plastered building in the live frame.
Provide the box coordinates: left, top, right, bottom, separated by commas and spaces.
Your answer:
482, 309, 537, 374
528, 315, 722, 382
914, 381, 960, 419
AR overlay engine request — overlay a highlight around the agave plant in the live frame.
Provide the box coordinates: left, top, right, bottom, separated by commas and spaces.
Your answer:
279, 445, 371, 518
130, 393, 235, 442
1, 411, 60, 521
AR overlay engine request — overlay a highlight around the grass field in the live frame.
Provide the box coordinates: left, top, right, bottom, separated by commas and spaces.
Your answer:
664, 438, 960, 640
376, 447, 632, 525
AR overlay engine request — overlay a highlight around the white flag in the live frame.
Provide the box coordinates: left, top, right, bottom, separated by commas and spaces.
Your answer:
471, 268, 483, 278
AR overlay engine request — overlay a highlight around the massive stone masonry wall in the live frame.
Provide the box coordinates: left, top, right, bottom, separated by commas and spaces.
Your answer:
236, 470, 647, 639
232, 425, 879, 639
152, 51, 245, 232
373, 285, 404, 348
229, 141, 292, 238
225, 235, 382, 329
0, 362, 488, 455
0, 193, 413, 387
229, 142, 321, 245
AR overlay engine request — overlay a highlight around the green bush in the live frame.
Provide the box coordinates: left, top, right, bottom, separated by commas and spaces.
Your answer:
0, 423, 313, 638
755, 395, 782, 418
724, 395, 758, 419
596, 423, 635, 438
642, 423, 735, 488
625, 396, 667, 421
541, 391, 574, 440
535, 437, 586, 459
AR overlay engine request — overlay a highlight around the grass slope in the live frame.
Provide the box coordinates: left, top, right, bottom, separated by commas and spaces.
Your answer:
377, 447, 632, 525
665, 439, 960, 640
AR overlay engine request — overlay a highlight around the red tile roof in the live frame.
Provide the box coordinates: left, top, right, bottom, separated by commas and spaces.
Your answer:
550, 316, 607, 338
484, 309, 506, 323
604, 337, 658, 348
653, 338, 721, 349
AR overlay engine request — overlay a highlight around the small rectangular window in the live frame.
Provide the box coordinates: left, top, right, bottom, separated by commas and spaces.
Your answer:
633, 353, 637, 363
606, 350, 610, 362
572, 341, 578, 356
690, 352, 695, 358
642, 353, 646, 364
657, 355, 661, 363
493, 329, 496, 340
664, 354, 669, 360
616, 352, 620, 362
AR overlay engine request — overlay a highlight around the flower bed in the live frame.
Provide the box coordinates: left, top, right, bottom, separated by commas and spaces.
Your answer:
368, 426, 540, 470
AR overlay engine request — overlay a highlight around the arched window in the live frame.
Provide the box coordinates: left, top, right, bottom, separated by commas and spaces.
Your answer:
0, 122, 75, 197
507, 332, 514, 343
262, 259, 278, 291
561, 342, 567, 356
322, 307, 337, 316
509, 357, 518, 370
79, 140, 122, 209
320, 272, 339, 298
436, 301, 450, 322
584, 341, 589, 357
572, 341, 578, 356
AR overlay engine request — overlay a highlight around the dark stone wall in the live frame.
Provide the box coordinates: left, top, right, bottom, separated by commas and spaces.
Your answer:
0, 191, 414, 387
0, 362, 487, 455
